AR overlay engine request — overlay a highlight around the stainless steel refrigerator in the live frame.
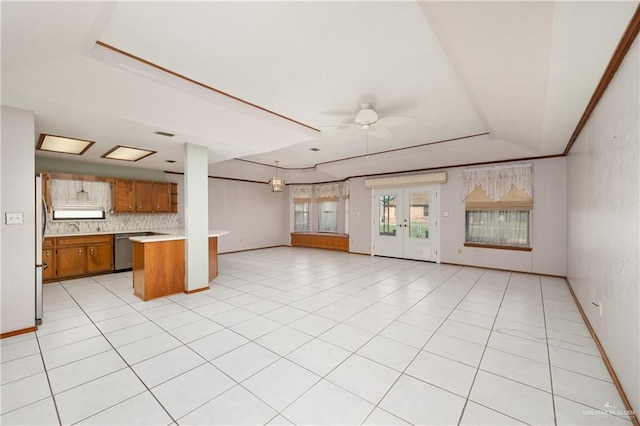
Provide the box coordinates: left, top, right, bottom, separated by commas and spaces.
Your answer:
35, 174, 47, 325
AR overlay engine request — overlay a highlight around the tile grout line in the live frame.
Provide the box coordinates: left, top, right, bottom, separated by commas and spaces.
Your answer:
359, 267, 490, 425
540, 277, 559, 426
33, 333, 63, 426
455, 271, 512, 425
54, 277, 179, 425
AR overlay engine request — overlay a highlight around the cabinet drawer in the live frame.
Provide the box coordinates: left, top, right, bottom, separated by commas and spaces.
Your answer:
57, 235, 113, 246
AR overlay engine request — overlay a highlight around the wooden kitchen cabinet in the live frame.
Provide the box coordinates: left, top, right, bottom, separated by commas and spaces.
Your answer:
135, 181, 153, 213
170, 183, 178, 213
152, 182, 171, 212
44, 235, 114, 281
112, 179, 135, 213
57, 245, 86, 277
42, 238, 56, 281
87, 242, 113, 273
111, 178, 176, 214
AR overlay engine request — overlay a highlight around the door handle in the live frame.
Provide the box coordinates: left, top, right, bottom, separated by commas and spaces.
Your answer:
43, 262, 49, 271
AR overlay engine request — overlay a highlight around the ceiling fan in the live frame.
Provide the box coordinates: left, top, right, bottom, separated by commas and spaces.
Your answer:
323, 103, 414, 139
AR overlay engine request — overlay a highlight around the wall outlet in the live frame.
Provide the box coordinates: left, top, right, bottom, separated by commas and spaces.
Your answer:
4, 212, 24, 225
593, 301, 603, 316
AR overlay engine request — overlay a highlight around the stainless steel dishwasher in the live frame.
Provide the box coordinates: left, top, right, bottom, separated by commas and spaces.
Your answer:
114, 232, 147, 271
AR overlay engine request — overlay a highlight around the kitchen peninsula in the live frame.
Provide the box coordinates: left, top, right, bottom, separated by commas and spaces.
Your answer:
130, 230, 229, 301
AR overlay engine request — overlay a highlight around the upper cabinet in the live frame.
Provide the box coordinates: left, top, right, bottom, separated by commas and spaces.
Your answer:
112, 179, 175, 214
113, 179, 135, 212
134, 181, 153, 213
152, 182, 171, 213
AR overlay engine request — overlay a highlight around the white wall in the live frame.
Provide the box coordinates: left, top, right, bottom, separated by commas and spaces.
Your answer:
1, 106, 36, 335
348, 158, 567, 275
441, 157, 566, 276
208, 178, 285, 253
348, 177, 373, 254
566, 38, 639, 412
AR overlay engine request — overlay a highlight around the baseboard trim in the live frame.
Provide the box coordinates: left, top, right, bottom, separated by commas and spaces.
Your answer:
564, 278, 638, 425
219, 245, 287, 255
440, 262, 566, 279
184, 287, 209, 295
1, 326, 37, 339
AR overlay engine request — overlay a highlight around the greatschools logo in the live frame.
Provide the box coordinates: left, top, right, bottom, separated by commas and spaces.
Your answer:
583, 402, 635, 417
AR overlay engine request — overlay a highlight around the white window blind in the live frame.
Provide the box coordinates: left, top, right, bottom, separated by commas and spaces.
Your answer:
50, 179, 112, 211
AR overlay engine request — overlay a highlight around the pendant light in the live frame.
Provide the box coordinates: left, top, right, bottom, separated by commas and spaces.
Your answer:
269, 160, 284, 193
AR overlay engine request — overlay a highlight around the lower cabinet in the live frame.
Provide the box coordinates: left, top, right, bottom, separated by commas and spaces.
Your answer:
44, 235, 114, 282
42, 238, 56, 281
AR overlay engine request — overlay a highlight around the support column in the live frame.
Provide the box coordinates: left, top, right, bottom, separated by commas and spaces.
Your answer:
184, 143, 209, 292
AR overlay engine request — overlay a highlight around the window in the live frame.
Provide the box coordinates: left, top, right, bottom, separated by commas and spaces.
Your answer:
294, 202, 310, 231
318, 201, 338, 232
463, 163, 533, 250
466, 210, 530, 247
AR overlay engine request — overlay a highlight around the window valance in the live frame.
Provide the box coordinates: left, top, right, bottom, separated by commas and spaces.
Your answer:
463, 163, 533, 210
291, 185, 313, 202
341, 181, 350, 199
315, 184, 340, 201
364, 172, 447, 188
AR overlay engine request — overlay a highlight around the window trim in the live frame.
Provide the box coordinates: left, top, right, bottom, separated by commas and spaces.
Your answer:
464, 209, 532, 250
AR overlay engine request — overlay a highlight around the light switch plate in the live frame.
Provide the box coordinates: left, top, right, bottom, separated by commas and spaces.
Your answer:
5, 212, 24, 225
442, 211, 449, 217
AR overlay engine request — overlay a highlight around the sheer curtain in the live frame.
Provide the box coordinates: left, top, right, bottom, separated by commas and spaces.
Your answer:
318, 201, 338, 232
465, 210, 530, 247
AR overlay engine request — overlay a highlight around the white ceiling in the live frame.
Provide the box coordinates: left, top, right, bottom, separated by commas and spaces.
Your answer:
2, 1, 637, 183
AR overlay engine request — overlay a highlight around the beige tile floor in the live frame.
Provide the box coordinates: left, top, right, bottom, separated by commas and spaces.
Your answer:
0, 247, 632, 425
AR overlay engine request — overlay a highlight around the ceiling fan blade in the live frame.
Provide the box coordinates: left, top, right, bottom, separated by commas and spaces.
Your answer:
369, 125, 392, 138
376, 116, 415, 128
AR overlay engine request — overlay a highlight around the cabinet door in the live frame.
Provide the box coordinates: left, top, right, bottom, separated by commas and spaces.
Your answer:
57, 246, 86, 278
113, 179, 135, 213
153, 182, 171, 212
135, 181, 153, 213
87, 244, 113, 273
42, 248, 56, 281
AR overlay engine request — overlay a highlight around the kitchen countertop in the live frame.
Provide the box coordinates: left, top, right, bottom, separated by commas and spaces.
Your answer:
45, 228, 229, 242
129, 229, 229, 243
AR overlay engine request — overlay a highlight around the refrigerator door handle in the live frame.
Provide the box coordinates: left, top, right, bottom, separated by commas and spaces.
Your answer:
42, 197, 47, 240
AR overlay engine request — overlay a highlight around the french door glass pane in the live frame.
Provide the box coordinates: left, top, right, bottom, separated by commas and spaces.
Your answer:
409, 193, 429, 239
379, 195, 397, 236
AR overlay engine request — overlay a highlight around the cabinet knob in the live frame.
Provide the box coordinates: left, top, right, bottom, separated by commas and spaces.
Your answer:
78, 249, 82, 255
128, 204, 132, 209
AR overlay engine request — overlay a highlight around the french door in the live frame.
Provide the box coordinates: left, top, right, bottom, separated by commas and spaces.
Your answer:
372, 185, 439, 262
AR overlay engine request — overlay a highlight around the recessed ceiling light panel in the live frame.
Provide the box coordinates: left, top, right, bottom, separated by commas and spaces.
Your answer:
101, 145, 156, 162
36, 134, 94, 155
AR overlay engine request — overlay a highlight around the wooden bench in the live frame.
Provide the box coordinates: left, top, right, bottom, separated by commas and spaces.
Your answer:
290, 233, 349, 252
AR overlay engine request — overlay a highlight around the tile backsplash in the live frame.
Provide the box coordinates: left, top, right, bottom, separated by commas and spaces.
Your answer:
46, 212, 180, 235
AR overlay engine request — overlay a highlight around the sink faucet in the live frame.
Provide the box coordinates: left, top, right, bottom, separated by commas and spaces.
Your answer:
69, 222, 80, 232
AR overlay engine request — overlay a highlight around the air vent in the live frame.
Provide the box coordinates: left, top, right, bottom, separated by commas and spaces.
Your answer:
154, 131, 175, 137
